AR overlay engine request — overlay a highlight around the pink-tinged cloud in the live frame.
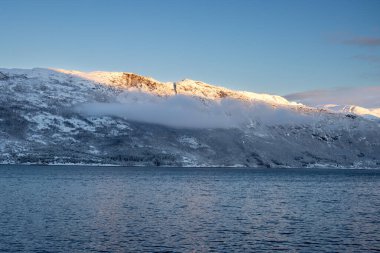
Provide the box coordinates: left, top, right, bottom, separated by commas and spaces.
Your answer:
285, 86, 380, 108
342, 37, 380, 46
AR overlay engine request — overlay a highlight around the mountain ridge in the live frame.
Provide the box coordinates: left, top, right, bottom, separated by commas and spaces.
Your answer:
0, 67, 379, 168
51, 68, 300, 107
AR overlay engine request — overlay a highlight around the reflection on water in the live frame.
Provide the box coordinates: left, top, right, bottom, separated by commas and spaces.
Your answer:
0, 166, 379, 252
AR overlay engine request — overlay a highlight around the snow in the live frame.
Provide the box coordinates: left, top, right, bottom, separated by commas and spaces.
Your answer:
24, 112, 96, 133
50, 68, 300, 108
2, 67, 377, 125
178, 136, 206, 149
285, 86, 380, 119
1, 67, 379, 167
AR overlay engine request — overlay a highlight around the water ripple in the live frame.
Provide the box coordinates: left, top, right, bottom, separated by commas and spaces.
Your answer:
0, 166, 379, 252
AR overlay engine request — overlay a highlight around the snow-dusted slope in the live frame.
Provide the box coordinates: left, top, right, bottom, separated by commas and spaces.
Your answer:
53, 68, 299, 106
0, 68, 379, 168
285, 86, 380, 119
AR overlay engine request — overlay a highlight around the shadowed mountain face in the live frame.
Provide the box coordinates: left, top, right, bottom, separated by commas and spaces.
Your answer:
0, 68, 379, 168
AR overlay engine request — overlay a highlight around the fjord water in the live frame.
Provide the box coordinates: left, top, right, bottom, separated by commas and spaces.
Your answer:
0, 166, 379, 252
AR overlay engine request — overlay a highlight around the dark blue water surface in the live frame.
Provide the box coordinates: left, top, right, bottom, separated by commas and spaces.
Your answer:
0, 166, 379, 252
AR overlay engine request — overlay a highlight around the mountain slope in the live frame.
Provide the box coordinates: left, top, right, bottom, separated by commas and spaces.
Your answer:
53, 68, 298, 106
0, 68, 379, 168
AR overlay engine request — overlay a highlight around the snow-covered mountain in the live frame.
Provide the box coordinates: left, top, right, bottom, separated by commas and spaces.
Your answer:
0, 68, 379, 168
285, 86, 380, 119
54, 68, 297, 106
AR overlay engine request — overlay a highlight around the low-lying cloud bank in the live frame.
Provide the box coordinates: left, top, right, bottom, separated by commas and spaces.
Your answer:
75, 92, 312, 128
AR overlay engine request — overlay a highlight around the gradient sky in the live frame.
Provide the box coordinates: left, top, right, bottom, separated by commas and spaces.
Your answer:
1, 0, 379, 94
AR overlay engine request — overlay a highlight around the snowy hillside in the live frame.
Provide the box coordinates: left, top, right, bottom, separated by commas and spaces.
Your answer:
53, 68, 299, 106
0, 68, 379, 168
285, 86, 380, 119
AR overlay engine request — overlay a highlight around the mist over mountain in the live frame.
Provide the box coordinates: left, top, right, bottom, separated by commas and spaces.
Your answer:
0, 68, 379, 168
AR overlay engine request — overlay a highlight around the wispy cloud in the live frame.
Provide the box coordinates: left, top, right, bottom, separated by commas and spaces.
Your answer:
342, 37, 380, 46
353, 55, 380, 63
285, 86, 380, 108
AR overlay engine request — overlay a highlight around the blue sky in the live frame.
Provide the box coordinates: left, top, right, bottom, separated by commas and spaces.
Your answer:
1, 0, 379, 94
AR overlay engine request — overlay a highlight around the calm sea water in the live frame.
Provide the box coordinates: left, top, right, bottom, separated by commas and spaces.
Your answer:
0, 166, 379, 252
